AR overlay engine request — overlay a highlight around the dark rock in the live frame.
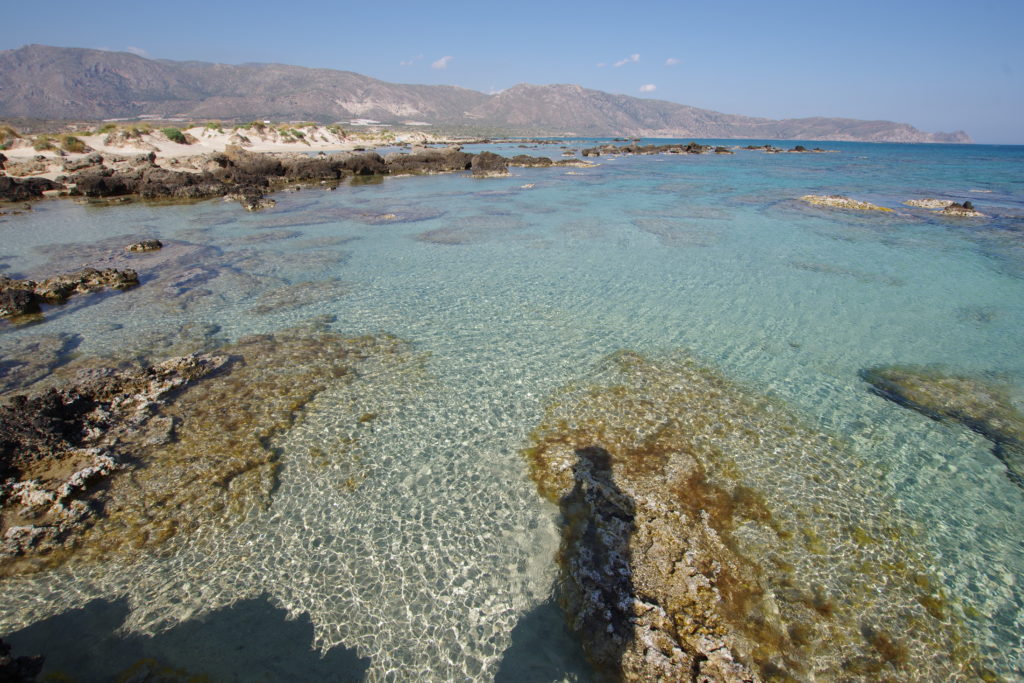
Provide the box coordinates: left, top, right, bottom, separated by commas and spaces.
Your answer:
508, 154, 553, 167
0, 638, 43, 682
714, 146, 734, 154
0, 268, 139, 318
0, 152, 6, 169
125, 239, 163, 253
385, 147, 473, 175
0, 285, 39, 317
0, 176, 61, 202
470, 151, 510, 177
792, 145, 807, 152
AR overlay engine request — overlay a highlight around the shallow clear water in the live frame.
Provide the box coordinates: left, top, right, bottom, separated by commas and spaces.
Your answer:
2, 140, 1023, 680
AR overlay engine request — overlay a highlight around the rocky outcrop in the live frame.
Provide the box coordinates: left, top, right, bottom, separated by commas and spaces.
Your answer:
470, 151, 509, 177
582, 142, 712, 157
799, 195, 893, 212
526, 350, 988, 681
904, 198, 955, 209
508, 154, 553, 167
125, 239, 163, 252
861, 366, 1024, 486
0, 638, 43, 682
0, 354, 228, 570
940, 201, 985, 217
0, 176, 60, 202
385, 147, 473, 175
0, 268, 139, 318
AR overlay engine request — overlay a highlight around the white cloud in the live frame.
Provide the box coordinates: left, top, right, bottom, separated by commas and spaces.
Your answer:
400, 54, 423, 67
596, 61, 607, 68
639, 84, 657, 93
665, 58, 680, 66
125, 46, 149, 58
432, 55, 453, 69
613, 53, 640, 67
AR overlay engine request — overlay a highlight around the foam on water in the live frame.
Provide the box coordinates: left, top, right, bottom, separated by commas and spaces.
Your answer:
2, 141, 1024, 680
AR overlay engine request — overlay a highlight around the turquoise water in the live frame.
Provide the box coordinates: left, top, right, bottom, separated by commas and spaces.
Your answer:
1, 140, 1023, 680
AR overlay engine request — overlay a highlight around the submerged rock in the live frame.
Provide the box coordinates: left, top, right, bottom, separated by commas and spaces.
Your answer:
0, 354, 228, 573
799, 195, 893, 212
0, 638, 43, 682
525, 350, 990, 681
861, 366, 1024, 485
0, 268, 139, 319
0, 327, 416, 575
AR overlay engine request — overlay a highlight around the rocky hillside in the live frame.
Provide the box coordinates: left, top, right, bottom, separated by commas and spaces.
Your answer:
0, 45, 971, 143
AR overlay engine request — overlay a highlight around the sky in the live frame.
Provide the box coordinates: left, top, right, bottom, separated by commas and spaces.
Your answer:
2, 0, 1022, 143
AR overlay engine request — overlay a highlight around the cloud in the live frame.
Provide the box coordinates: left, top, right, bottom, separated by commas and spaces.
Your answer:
596, 61, 607, 68
613, 53, 640, 67
431, 55, 453, 69
639, 84, 657, 93
665, 58, 680, 66
400, 54, 424, 67
125, 46, 149, 57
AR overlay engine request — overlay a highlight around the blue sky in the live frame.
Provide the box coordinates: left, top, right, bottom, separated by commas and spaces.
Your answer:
3, 0, 1022, 143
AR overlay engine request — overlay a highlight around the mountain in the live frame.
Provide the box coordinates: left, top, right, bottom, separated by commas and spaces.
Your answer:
0, 45, 971, 143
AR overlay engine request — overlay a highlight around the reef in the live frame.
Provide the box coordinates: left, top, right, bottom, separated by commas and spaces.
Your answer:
524, 350, 991, 681
0, 268, 139, 319
0, 325, 414, 576
582, 142, 712, 156
861, 366, 1024, 486
799, 195, 893, 212
904, 198, 956, 209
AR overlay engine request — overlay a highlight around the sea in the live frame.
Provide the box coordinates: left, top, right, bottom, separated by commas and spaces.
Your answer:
1, 139, 1023, 681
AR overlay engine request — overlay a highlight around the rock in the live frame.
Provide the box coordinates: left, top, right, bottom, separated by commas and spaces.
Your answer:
0, 152, 6, 169
0, 638, 44, 682
0, 286, 39, 317
2, 158, 50, 177
0, 176, 62, 202
0, 353, 229, 570
904, 198, 956, 209
861, 366, 1024, 486
0, 268, 139, 318
940, 201, 985, 217
715, 146, 735, 154
61, 152, 104, 172
125, 239, 163, 252
508, 154, 553, 167
799, 195, 893, 212
385, 148, 473, 175
525, 350, 983, 681
470, 151, 510, 177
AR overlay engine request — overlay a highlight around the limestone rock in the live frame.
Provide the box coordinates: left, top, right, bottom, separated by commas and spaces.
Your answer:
903, 198, 955, 209
799, 195, 893, 211
862, 366, 1024, 485
940, 201, 985, 217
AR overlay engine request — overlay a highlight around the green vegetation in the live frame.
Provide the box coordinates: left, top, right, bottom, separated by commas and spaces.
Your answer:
204, 120, 223, 132
0, 124, 21, 149
32, 134, 56, 151
95, 123, 118, 135
326, 124, 346, 137
60, 135, 88, 153
162, 127, 188, 144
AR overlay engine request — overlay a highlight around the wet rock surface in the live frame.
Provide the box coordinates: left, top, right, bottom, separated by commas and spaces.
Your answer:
862, 366, 1024, 486
0, 354, 228, 574
470, 151, 510, 177
0, 326, 415, 576
0, 268, 139, 319
525, 350, 990, 682
0, 176, 61, 202
940, 201, 986, 217
582, 142, 713, 156
125, 239, 163, 253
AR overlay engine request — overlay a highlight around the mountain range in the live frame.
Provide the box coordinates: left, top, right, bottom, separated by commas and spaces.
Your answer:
0, 45, 970, 143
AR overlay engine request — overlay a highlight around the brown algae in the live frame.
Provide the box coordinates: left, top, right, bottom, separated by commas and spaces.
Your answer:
524, 349, 991, 681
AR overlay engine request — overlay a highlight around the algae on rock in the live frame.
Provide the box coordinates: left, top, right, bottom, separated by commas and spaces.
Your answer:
525, 350, 991, 682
